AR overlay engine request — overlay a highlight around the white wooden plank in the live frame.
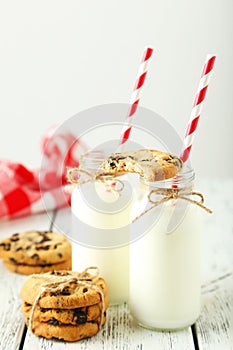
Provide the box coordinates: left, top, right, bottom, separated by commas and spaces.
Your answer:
196, 272, 233, 350
0, 265, 27, 350
198, 178, 233, 283
0, 212, 52, 350
23, 303, 195, 350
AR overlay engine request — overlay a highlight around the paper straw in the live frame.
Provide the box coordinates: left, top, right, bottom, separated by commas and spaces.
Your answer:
118, 47, 154, 150
180, 54, 216, 163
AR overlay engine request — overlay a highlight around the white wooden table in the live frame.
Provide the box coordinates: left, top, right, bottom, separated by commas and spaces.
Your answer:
0, 179, 232, 350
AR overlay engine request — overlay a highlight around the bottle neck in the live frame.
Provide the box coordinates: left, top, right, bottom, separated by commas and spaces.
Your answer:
80, 152, 195, 189
140, 166, 195, 189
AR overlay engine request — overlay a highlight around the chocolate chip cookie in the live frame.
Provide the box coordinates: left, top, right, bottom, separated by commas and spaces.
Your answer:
21, 296, 108, 325
0, 230, 71, 266
102, 149, 183, 181
27, 317, 106, 341
20, 270, 108, 309
0, 230, 72, 275
4, 258, 71, 275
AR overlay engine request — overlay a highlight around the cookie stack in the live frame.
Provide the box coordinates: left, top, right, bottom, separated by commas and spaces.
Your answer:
20, 269, 108, 341
0, 230, 72, 274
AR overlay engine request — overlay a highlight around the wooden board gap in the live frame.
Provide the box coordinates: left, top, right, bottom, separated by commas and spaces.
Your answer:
191, 324, 199, 350
18, 324, 27, 350
49, 210, 57, 231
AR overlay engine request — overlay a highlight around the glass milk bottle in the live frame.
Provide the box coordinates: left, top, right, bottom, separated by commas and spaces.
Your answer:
129, 168, 202, 330
70, 152, 133, 304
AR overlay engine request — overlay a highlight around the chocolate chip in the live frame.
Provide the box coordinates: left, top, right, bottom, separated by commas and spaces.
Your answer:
83, 288, 88, 293
73, 310, 87, 325
35, 245, 50, 251
49, 285, 71, 296
10, 236, 19, 242
31, 253, 39, 260
51, 271, 69, 276
48, 318, 59, 326
50, 291, 61, 296
39, 236, 51, 244
61, 286, 71, 296
109, 162, 116, 168
40, 308, 48, 313
15, 247, 23, 251
57, 253, 63, 258
10, 233, 19, 242
0, 243, 11, 251
54, 243, 62, 249
9, 257, 17, 264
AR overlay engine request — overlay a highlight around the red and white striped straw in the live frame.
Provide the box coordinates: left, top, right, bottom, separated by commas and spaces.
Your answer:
118, 47, 154, 150
180, 54, 216, 163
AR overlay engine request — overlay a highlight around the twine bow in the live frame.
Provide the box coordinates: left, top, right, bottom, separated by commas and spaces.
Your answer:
28, 266, 105, 332
67, 167, 124, 192
133, 186, 212, 223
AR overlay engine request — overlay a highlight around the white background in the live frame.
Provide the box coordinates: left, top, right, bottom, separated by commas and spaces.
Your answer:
0, 0, 232, 178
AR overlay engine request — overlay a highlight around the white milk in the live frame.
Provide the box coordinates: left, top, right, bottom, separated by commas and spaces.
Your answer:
129, 170, 202, 330
71, 178, 133, 304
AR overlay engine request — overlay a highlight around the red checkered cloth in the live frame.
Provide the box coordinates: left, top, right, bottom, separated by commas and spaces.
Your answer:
0, 126, 87, 220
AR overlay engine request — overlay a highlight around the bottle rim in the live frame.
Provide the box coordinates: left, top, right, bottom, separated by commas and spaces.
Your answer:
81, 151, 195, 188
80, 151, 105, 169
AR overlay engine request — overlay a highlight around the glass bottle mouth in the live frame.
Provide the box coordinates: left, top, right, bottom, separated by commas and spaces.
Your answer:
80, 150, 106, 170
80, 150, 195, 188
140, 166, 195, 189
